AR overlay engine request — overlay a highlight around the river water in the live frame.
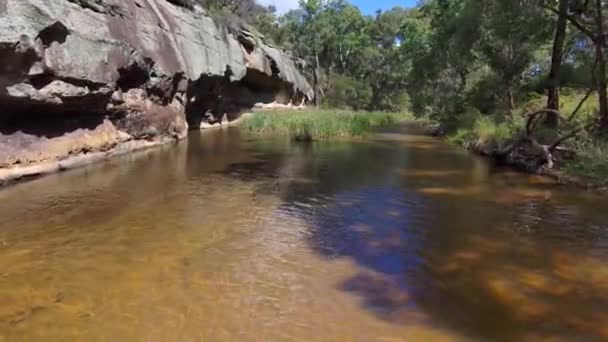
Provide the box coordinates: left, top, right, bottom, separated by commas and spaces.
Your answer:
0, 124, 607, 341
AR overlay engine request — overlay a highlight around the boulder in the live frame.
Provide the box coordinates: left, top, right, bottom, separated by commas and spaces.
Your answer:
0, 0, 312, 183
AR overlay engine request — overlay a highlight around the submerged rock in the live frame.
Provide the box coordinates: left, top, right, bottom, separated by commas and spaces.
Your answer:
0, 0, 313, 184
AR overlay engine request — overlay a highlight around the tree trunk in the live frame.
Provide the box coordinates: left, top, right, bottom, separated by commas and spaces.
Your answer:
595, 44, 608, 127
313, 49, 321, 107
506, 85, 515, 112
595, 0, 608, 128
338, 40, 346, 73
457, 69, 468, 94
546, 0, 569, 126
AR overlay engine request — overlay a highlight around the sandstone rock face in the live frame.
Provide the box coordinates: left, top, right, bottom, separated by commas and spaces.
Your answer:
0, 0, 312, 184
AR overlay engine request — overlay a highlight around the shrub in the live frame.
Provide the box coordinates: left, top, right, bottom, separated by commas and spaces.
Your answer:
473, 116, 513, 146
389, 93, 411, 113
559, 88, 599, 125
324, 75, 372, 111
565, 138, 608, 185
465, 73, 503, 114
446, 128, 474, 145
446, 113, 523, 149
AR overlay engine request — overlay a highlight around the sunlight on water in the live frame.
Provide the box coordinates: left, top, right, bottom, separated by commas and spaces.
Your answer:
0, 125, 607, 341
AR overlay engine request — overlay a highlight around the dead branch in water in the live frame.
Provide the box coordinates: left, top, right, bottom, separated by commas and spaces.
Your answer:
499, 108, 596, 169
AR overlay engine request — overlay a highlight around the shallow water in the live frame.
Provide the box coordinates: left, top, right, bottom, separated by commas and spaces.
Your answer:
1, 125, 607, 341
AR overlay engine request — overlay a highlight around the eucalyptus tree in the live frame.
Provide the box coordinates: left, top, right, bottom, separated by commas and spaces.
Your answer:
541, 0, 570, 126
319, 0, 369, 75
406, 0, 481, 118
364, 7, 413, 110
300, 0, 324, 105
563, 0, 608, 128
476, 0, 552, 111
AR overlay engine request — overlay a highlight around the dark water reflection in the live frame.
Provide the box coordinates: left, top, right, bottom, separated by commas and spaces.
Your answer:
1, 124, 607, 341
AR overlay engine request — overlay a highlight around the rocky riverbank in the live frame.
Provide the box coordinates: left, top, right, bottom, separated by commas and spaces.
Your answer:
0, 0, 312, 185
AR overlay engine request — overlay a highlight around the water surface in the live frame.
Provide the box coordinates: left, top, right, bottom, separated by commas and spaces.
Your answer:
1, 125, 607, 341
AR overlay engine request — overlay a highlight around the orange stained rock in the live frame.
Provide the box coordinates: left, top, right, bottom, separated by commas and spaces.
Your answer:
517, 270, 551, 291
417, 187, 482, 196
451, 251, 482, 263
485, 275, 551, 321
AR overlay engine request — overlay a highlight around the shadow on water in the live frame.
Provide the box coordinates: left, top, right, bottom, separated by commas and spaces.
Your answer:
226, 125, 608, 341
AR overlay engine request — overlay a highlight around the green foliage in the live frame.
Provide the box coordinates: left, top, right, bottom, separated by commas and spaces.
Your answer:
477, 1, 551, 97
189, 0, 279, 38
454, 107, 484, 130
389, 93, 411, 113
565, 139, 608, 185
473, 116, 514, 146
323, 74, 372, 110
560, 89, 599, 125
264, 1, 414, 111
517, 89, 599, 126
446, 128, 474, 145
446, 113, 525, 150
464, 72, 503, 114
242, 110, 413, 140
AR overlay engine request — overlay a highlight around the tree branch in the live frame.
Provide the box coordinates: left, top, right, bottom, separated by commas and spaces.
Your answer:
549, 122, 596, 152
568, 88, 594, 121
568, 49, 599, 121
525, 109, 564, 134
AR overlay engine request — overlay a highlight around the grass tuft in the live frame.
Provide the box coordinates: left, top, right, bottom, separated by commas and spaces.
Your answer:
472, 116, 514, 146
564, 138, 608, 185
241, 109, 414, 140
446, 114, 522, 149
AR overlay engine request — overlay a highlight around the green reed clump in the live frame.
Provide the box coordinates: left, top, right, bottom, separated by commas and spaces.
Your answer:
446, 112, 522, 149
242, 109, 412, 140
564, 137, 608, 185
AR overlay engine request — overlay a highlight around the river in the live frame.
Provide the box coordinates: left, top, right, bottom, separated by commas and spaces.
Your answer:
0, 124, 607, 341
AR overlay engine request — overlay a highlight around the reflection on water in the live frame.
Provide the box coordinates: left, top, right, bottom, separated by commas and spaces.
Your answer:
1, 125, 608, 341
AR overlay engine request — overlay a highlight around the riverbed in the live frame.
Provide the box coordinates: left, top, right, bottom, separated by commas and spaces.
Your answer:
1, 124, 607, 341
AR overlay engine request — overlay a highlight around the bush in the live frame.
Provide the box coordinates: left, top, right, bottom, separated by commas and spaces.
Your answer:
473, 116, 514, 146
446, 128, 474, 145
559, 88, 599, 125
460, 107, 484, 128
518, 92, 546, 114
446, 113, 524, 150
465, 73, 503, 114
565, 138, 608, 185
389, 93, 412, 113
324, 75, 372, 111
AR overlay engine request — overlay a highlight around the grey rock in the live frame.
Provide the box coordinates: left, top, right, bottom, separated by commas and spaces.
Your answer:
0, 0, 312, 115
0, 0, 312, 179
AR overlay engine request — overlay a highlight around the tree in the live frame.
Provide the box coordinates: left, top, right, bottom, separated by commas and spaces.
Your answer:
408, 0, 480, 118
364, 8, 412, 110
545, 0, 570, 126
320, 1, 368, 74
300, 0, 324, 106
547, 0, 608, 128
477, 0, 552, 112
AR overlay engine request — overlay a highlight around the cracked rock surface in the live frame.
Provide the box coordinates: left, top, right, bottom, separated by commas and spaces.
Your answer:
0, 0, 312, 182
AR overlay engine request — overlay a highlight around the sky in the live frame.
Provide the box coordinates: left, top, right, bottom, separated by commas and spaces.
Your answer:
259, 0, 418, 15
352, 0, 417, 15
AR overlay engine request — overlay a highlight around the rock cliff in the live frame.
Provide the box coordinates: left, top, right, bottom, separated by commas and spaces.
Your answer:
0, 0, 312, 184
